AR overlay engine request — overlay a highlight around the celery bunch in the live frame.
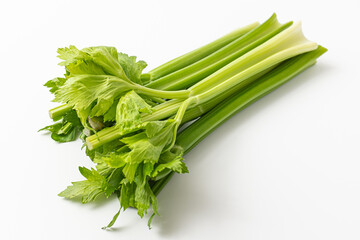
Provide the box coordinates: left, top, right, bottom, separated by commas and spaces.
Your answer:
40, 14, 326, 228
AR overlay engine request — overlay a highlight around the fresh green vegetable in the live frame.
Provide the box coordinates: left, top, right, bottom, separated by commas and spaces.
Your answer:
40, 14, 326, 229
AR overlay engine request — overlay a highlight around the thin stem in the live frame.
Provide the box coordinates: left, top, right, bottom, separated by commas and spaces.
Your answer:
86, 126, 121, 150
135, 85, 190, 99
48, 84, 187, 122
143, 100, 182, 122
86, 99, 185, 150
164, 97, 197, 152
58, 122, 73, 135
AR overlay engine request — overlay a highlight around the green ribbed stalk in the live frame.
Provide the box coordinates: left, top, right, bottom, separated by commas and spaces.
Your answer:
180, 66, 277, 123
146, 22, 260, 81
151, 45, 327, 195
188, 22, 316, 95
151, 22, 292, 91
146, 14, 286, 90
49, 104, 73, 121
134, 84, 190, 99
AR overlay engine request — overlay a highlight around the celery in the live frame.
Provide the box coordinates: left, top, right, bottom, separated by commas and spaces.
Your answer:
41, 14, 326, 229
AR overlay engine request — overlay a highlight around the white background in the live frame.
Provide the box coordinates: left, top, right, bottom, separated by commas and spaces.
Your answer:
1, 0, 360, 239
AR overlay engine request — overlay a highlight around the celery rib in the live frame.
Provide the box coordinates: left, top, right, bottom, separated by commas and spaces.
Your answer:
49, 104, 73, 120
146, 14, 285, 90
147, 22, 260, 81
152, 46, 327, 195
154, 21, 293, 91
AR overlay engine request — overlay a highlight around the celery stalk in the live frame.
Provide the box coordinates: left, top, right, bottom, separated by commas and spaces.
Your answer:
151, 45, 327, 195
146, 22, 260, 81
146, 14, 287, 90
49, 104, 73, 121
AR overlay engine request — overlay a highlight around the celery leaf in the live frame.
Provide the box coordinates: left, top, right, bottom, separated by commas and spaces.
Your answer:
58, 167, 108, 203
